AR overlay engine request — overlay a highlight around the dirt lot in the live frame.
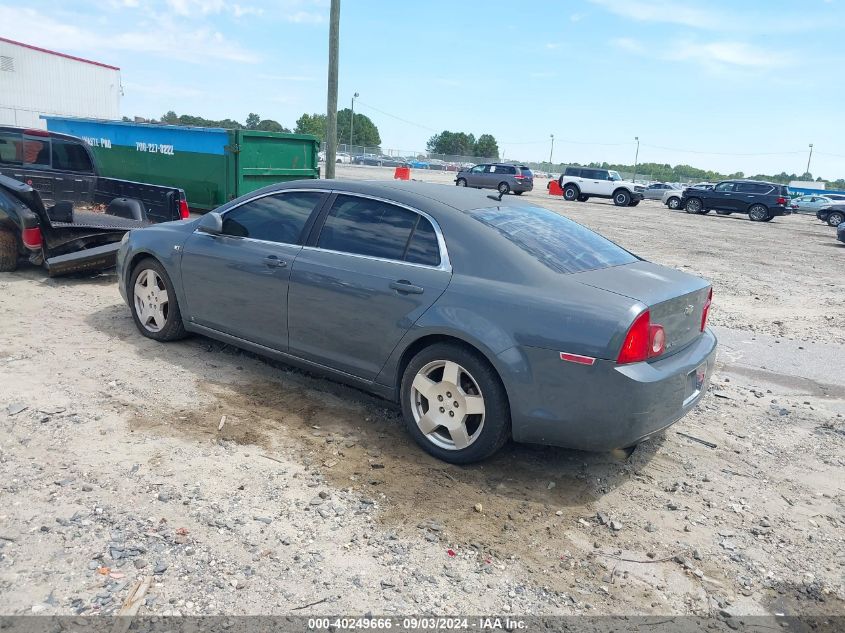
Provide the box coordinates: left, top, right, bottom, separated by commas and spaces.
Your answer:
1, 165, 843, 620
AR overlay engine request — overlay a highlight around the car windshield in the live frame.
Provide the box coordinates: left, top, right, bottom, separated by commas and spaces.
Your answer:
469, 206, 638, 274
608, 171, 622, 181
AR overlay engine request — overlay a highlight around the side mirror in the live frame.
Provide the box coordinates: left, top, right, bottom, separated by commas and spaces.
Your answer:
197, 212, 223, 235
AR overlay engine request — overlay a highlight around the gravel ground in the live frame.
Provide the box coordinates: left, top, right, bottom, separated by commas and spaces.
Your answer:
1, 165, 843, 619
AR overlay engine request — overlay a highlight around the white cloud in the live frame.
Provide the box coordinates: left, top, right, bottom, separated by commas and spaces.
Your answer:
124, 81, 205, 98
591, 0, 716, 28
666, 40, 793, 69
0, 6, 260, 64
285, 10, 324, 24
545, 42, 561, 50
611, 37, 645, 53
570, 13, 584, 22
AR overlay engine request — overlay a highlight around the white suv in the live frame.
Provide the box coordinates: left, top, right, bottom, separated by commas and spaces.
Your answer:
558, 167, 645, 206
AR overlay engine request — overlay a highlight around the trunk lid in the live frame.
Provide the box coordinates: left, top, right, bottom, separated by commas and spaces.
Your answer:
572, 261, 711, 357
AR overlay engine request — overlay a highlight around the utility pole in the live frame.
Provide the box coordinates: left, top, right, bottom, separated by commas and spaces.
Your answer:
549, 134, 554, 166
324, 0, 340, 179
806, 143, 814, 177
349, 92, 359, 153
632, 136, 640, 182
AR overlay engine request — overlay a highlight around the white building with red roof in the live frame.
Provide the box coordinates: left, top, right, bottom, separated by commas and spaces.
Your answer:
0, 37, 121, 128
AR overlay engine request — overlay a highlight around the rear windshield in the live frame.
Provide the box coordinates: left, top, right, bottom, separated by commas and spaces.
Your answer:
469, 206, 637, 274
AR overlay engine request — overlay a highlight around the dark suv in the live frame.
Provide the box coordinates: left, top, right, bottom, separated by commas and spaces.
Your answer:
455, 163, 533, 195
681, 180, 791, 222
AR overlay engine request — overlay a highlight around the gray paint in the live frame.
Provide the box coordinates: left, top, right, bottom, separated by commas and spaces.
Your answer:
117, 179, 717, 451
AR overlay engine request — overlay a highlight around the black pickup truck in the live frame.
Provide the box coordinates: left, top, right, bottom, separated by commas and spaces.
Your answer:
0, 126, 189, 276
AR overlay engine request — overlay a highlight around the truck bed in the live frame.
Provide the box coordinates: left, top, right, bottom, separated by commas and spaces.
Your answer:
49, 210, 150, 231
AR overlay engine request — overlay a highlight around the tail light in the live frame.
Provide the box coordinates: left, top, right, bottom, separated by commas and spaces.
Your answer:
776, 197, 786, 205
21, 226, 43, 249
701, 287, 713, 331
617, 310, 665, 364
179, 194, 190, 220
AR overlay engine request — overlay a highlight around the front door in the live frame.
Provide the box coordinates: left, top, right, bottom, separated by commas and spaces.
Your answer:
288, 193, 452, 380
465, 164, 486, 187
708, 182, 737, 211
180, 190, 327, 351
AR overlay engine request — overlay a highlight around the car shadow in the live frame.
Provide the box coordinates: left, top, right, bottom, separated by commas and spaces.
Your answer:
85, 303, 659, 519
5, 263, 118, 286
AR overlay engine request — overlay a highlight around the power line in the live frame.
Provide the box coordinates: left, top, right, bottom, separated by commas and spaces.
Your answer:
641, 143, 804, 157
354, 100, 439, 133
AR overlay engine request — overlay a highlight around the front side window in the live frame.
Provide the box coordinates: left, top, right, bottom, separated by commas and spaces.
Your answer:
51, 139, 93, 173
471, 165, 485, 173
222, 191, 324, 244
317, 194, 441, 265
469, 206, 637, 274
22, 136, 49, 166
715, 182, 735, 192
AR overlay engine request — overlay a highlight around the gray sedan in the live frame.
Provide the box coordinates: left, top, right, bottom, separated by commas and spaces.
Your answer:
117, 180, 717, 463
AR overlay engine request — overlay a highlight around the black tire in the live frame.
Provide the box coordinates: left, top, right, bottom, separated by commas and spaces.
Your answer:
629, 200, 640, 207
400, 342, 510, 464
827, 211, 845, 227
563, 184, 579, 201
685, 197, 703, 214
613, 189, 631, 207
514, 191, 523, 195
456, 178, 467, 187
497, 182, 510, 195
716, 210, 732, 215
666, 196, 681, 210
129, 258, 187, 342
577, 194, 589, 202
762, 216, 774, 222
0, 229, 18, 272
748, 204, 770, 222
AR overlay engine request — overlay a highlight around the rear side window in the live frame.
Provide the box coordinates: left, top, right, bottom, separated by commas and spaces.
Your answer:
469, 206, 637, 274
318, 194, 441, 265
51, 139, 93, 173
736, 183, 773, 194
222, 191, 325, 244
519, 167, 533, 177
564, 167, 580, 177
0, 131, 22, 164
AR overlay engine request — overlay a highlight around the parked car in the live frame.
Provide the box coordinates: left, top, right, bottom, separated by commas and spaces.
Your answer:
352, 154, 384, 166
682, 180, 790, 221
558, 167, 644, 206
662, 189, 685, 210
409, 159, 430, 169
455, 163, 533, 195
817, 204, 845, 227
643, 182, 679, 200
790, 195, 833, 214
336, 152, 352, 164
117, 181, 716, 463
838, 220, 845, 244
0, 127, 188, 275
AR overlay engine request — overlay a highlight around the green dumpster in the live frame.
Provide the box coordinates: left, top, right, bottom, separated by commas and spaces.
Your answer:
43, 117, 320, 211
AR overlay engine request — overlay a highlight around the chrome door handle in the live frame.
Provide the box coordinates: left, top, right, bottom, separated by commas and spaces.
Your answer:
263, 255, 287, 268
390, 280, 424, 294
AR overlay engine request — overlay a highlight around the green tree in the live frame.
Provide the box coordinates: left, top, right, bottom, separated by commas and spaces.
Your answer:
161, 111, 178, 124
474, 134, 499, 159
295, 113, 327, 138
337, 108, 380, 147
427, 131, 476, 156
255, 119, 290, 133
245, 113, 261, 130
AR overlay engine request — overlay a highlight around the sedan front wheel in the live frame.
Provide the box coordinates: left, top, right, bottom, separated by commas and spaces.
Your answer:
401, 343, 510, 464
130, 258, 187, 342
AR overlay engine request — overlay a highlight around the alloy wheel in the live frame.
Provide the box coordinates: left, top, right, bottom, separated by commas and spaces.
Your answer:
410, 360, 486, 451
133, 269, 169, 333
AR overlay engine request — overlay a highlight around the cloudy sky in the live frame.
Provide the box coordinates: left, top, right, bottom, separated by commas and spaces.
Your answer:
2, 0, 844, 177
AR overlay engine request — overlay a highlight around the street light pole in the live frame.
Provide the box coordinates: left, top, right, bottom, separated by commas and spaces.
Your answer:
549, 134, 554, 166
633, 136, 640, 182
324, 0, 340, 179
350, 92, 359, 153
806, 143, 814, 177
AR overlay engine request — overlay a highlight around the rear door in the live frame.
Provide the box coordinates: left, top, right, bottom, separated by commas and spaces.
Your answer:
287, 193, 452, 380
180, 190, 328, 351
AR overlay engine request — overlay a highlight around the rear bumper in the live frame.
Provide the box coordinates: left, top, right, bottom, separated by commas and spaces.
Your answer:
502, 329, 718, 451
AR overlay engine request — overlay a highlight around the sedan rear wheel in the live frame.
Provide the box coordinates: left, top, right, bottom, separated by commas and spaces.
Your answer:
828, 211, 845, 226
401, 343, 510, 464
667, 196, 681, 210
497, 182, 510, 195
130, 258, 187, 341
